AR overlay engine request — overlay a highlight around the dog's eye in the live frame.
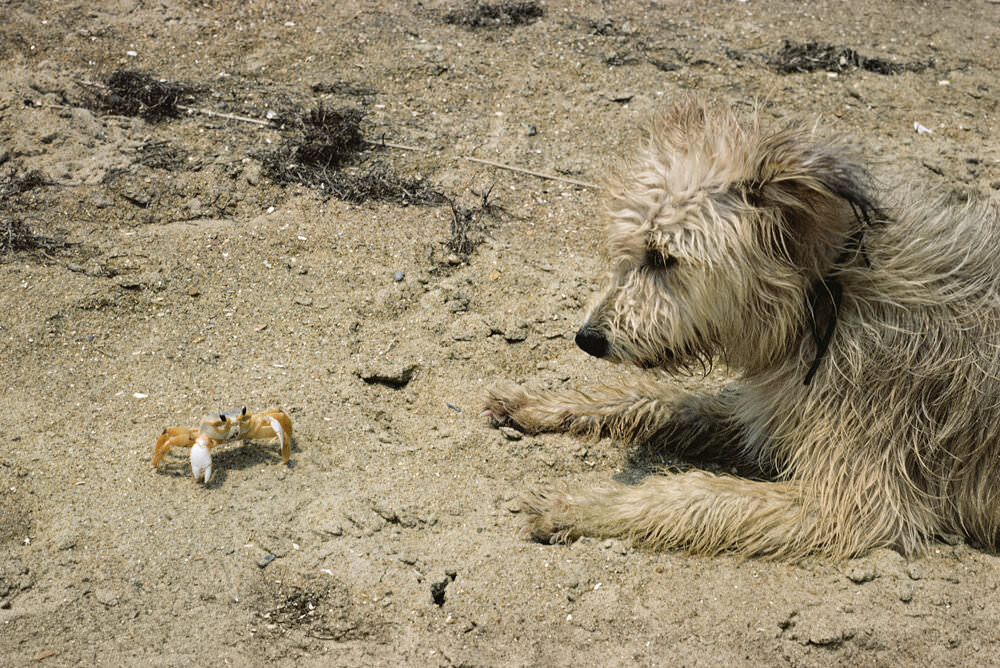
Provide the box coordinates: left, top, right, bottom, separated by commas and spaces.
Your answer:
646, 248, 677, 270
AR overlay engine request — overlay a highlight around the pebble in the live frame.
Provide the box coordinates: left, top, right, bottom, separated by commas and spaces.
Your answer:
446, 295, 470, 313
91, 194, 114, 208
372, 503, 399, 523
0, 599, 9, 610
809, 627, 852, 647
448, 314, 490, 341
257, 554, 276, 568
123, 190, 150, 207
605, 91, 635, 104
601, 539, 628, 554
845, 566, 877, 584
393, 270, 405, 282
498, 426, 522, 441
244, 164, 261, 185
95, 588, 120, 607
503, 325, 528, 343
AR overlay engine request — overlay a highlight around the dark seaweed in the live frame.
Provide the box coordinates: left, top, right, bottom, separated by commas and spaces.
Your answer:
97, 70, 198, 121
262, 105, 445, 206
442, 1, 544, 28
770, 40, 932, 75
447, 185, 500, 258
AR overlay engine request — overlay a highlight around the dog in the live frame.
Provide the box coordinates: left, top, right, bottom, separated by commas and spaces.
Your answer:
484, 98, 1000, 558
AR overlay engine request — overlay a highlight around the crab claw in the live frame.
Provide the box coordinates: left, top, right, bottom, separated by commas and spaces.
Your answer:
190, 442, 212, 483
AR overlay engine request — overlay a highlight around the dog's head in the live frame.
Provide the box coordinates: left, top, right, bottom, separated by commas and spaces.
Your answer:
576, 98, 877, 375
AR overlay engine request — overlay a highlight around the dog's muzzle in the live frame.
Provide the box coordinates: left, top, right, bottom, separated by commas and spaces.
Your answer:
575, 325, 609, 358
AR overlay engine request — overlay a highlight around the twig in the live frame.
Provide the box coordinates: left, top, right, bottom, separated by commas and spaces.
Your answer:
460, 155, 599, 189
366, 139, 430, 152
73, 78, 105, 91
176, 105, 273, 126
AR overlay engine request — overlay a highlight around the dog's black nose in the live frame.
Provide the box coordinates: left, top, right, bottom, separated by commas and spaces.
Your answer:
575, 326, 609, 358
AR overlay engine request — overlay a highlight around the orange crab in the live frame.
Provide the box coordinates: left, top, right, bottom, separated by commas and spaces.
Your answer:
153, 407, 292, 482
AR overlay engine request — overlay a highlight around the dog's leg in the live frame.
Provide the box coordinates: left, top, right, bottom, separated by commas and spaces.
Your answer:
484, 378, 687, 440
485, 380, 756, 463
521, 472, 846, 558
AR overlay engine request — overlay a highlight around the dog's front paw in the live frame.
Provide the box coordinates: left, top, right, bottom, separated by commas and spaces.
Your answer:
482, 382, 533, 432
520, 484, 577, 544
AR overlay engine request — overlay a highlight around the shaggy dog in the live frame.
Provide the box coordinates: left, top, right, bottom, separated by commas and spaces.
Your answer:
484, 99, 1000, 558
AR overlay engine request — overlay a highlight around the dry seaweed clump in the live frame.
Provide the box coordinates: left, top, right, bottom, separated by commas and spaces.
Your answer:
267, 158, 446, 207
332, 163, 446, 207
0, 217, 67, 256
442, 1, 544, 27
1, 170, 69, 257
447, 186, 500, 259
770, 40, 931, 74
261, 105, 366, 180
294, 106, 367, 169
262, 105, 445, 206
95, 70, 198, 121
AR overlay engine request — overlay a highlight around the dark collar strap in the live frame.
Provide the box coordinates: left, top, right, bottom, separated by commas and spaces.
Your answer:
803, 222, 869, 386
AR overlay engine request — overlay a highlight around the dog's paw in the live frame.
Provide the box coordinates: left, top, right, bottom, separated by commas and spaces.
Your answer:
520, 484, 577, 544
481, 383, 532, 432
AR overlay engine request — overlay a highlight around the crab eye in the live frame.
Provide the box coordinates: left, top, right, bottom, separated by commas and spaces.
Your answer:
646, 248, 677, 270
219, 414, 226, 422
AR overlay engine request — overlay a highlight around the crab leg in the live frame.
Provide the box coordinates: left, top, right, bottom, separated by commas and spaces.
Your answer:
246, 409, 293, 463
152, 426, 198, 469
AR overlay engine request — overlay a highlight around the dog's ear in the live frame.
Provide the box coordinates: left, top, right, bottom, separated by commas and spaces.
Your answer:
738, 131, 879, 267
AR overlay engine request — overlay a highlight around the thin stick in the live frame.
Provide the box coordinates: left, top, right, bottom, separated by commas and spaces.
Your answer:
460, 155, 599, 189
176, 105, 273, 126
73, 78, 105, 90
366, 139, 430, 153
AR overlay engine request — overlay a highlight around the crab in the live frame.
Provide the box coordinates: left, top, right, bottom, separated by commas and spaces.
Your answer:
153, 407, 293, 483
